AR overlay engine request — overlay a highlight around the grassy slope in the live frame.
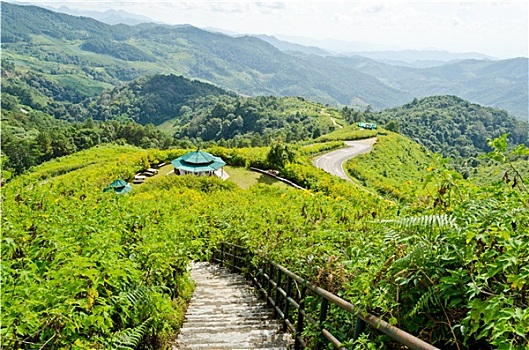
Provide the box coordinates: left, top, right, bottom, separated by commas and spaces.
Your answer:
314, 124, 378, 142
224, 166, 289, 190
2, 143, 390, 347
345, 132, 435, 201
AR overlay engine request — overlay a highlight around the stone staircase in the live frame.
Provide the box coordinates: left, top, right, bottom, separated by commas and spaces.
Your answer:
173, 262, 292, 349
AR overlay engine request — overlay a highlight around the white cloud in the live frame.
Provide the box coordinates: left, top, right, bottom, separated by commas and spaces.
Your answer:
364, 4, 384, 14
255, 2, 286, 10
209, 3, 248, 13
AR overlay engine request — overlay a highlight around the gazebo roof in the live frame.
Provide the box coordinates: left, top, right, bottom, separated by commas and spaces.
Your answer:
181, 150, 217, 165
107, 179, 128, 188
104, 179, 132, 194
171, 150, 226, 173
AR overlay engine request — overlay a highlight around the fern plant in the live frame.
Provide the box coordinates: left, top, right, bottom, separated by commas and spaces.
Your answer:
111, 318, 151, 350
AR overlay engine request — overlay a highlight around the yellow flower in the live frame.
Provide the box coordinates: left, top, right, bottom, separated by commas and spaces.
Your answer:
86, 289, 98, 311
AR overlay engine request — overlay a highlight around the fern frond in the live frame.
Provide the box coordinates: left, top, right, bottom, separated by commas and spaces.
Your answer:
381, 214, 458, 232
112, 285, 160, 308
124, 286, 150, 305
401, 214, 457, 229
111, 318, 151, 350
383, 229, 401, 243
406, 285, 441, 318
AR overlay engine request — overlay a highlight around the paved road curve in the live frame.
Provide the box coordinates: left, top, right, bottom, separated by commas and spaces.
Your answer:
313, 138, 377, 181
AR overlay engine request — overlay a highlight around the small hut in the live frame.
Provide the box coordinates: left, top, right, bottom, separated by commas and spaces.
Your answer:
104, 179, 132, 194
171, 150, 226, 178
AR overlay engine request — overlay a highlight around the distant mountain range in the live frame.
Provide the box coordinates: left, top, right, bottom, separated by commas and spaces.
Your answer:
327, 55, 529, 118
20, 3, 156, 25
2, 2, 527, 119
264, 35, 495, 66
205, 31, 494, 68
335, 50, 495, 68
252, 35, 330, 56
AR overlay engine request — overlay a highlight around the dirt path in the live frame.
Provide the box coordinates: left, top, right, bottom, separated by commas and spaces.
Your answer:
330, 117, 343, 129
320, 109, 343, 129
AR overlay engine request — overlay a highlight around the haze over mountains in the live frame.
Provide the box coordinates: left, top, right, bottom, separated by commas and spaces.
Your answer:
48, 4, 500, 66
2, 2, 528, 119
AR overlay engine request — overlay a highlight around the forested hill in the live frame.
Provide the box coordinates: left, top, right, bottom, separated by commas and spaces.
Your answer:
86, 74, 233, 125
1, 1, 130, 42
1, 2, 410, 109
0, 69, 341, 177
84, 74, 339, 142
81, 76, 528, 155
2, 2, 527, 117
371, 95, 528, 162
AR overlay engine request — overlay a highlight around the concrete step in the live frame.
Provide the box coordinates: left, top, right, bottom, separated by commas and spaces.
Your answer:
177, 330, 289, 344
180, 319, 279, 329
179, 324, 280, 334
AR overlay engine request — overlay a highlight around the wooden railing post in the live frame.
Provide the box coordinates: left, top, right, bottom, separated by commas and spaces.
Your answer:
266, 263, 273, 307
220, 242, 224, 267
317, 297, 329, 349
259, 265, 265, 292
283, 275, 292, 332
354, 314, 366, 341
232, 244, 236, 271
295, 284, 307, 350
274, 268, 282, 318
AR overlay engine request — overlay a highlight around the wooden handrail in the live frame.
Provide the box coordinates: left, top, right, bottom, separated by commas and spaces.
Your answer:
212, 242, 440, 350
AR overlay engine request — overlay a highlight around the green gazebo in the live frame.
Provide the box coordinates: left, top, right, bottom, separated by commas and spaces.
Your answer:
171, 150, 226, 178
104, 179, 133, 194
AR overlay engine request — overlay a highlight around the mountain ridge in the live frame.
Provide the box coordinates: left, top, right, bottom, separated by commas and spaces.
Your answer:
1, 2, 527, 118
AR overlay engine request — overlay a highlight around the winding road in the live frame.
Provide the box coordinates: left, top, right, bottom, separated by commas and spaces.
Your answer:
313, 138, 377, 181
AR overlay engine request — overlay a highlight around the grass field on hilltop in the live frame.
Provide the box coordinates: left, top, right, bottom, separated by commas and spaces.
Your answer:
224, 166, 290, 190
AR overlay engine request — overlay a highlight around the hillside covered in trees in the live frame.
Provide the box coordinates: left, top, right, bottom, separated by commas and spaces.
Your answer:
368, 96, 527, 175
0, 67, 342, 178
2, 63, 527, 180
83, 74, 339, 142
76, 75, 529, 157
2, 2, 527, 117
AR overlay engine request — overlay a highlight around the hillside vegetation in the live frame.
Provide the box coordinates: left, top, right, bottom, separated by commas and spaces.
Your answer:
83, 74, 340, 141
0, 73, 173, 179
3, 136, 529, 349
370, 96, 528, 176
0, 68, 342, 177
84, 74, 231, 125
2, 63, 526, 183
346, 132, 435, 201
1, 2, 408, 110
